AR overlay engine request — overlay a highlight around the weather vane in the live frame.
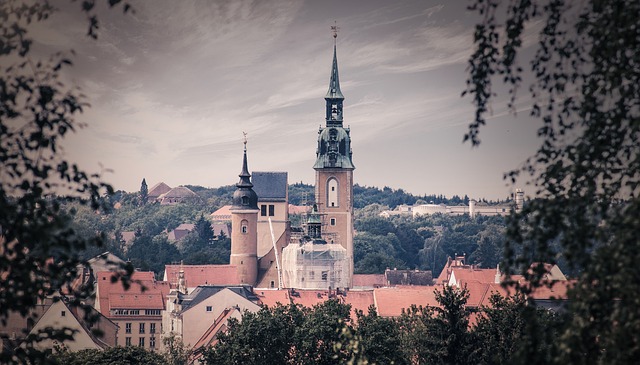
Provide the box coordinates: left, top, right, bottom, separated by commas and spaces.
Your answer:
242, 131, 248, 148
331, 21, 339, 43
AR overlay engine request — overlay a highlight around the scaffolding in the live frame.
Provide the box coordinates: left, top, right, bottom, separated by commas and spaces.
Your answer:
281, 238, 348, 289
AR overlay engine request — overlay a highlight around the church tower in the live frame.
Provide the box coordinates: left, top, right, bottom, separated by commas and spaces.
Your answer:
314, 30, 355, 286
230, 138, 259, 285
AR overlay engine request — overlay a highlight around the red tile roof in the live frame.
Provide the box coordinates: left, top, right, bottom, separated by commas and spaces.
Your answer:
450, 268, 498, 285
255, 289, 374, 321
373, 286, 440, 317
210, 205, 233, 221
164, 265, 240, 288
527, 280, 573, 300
460, 280, 511, 308
95, 271, 170, 316
352, 274, 385, 288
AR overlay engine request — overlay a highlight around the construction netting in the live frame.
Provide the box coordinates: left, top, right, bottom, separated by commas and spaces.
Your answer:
281, 239, 348, 289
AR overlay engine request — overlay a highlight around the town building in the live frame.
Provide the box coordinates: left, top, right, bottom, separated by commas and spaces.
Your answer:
94, 271, 170, 351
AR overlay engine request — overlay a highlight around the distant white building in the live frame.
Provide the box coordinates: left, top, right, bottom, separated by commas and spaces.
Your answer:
381, 189, 525, 219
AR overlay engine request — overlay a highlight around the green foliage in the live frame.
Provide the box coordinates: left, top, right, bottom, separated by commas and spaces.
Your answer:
54, 346, 167, 365
466, 0, 640, 363
139, 178, 148, 206
356, 307, 407, 365
354, 210, 507, 275
203, 302, 352, 365
0, 1, 132, 363
472, 293, 564, 365
396, 286, 474, 365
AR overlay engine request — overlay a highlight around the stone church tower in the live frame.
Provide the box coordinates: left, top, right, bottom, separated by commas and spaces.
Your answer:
230, 140, 259, 285
313, 34, 355, 286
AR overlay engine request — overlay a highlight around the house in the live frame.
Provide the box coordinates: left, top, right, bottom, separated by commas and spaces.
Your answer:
161, 286, 261, 350
27, 298, 117, 352
158, 186, 198, 205
210, 205, 232, 222
147, 182, 172, 201
94, 271, 170, 351
167, 223, 195, 241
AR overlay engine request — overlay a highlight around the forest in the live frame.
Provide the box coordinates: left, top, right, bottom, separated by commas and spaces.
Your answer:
68, 181, 511, 278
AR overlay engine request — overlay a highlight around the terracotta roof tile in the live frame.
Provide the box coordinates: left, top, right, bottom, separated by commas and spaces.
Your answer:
373, 286, 440, 317
95, 271, 169, 316
352, 274, 385, 288
164, 265, 240, 288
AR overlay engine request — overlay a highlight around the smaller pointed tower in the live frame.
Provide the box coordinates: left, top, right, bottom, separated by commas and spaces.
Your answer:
230, 135, 259, 285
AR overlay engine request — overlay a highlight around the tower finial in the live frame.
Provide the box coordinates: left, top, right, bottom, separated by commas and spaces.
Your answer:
331, 21, 339, 44
242, 131, 248, 150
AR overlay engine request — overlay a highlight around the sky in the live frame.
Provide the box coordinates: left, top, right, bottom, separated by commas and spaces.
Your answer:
26, 0, 543, 200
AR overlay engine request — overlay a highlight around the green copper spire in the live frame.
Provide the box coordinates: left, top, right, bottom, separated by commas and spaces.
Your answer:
325, 26, 344, 126
232, 134, 258, 209
314, 27, 355, 170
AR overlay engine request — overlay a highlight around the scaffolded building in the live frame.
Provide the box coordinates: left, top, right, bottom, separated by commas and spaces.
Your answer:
281, 205, 349, 289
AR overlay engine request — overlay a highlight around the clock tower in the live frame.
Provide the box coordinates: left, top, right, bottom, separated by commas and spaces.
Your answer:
313, 31, 355, 286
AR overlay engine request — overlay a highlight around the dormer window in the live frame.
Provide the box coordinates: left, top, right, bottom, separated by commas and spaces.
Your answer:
242, 196, 248, 205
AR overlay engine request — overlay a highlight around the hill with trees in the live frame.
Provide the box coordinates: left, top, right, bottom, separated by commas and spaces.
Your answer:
66, 182, 510, 279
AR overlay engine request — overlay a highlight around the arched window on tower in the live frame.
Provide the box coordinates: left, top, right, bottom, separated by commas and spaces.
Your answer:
241, 219, 248, 234
327, 178, 339, 207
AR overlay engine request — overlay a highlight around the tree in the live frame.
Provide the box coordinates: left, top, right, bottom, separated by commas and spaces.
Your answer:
356, 307, 407, 365
465, 0, 640, 363
54, 346, 167, 365
140, 178, 149, 206
0, 1, 132, 363
472, 293, 562, 365
399, 285, 471, 365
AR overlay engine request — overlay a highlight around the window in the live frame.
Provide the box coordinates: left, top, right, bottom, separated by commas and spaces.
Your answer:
261, 204, 267, 216
241, 219, 248, 234
125, 337, 131, 346
321, 271, 328, 281
150, 337, 156, 349
139, 337, 145, 347
125, 323, 131, 334
268, 204, 275, 216
61, 311, 66, 317
206, 306, 212, 312
327, 178, 339, 207
150, 323, 156, 334
310, 271, 315, 280
242, 196, 248, 205
139, 323, 145, 334
270, 281, 275, 288
145, 309, 161, 316
330, 218, 336, 226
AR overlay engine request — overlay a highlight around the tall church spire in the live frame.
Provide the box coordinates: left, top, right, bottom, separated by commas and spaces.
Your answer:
232, 133, 258, 209
237, 133, 253, 189
325, 24, 344, 126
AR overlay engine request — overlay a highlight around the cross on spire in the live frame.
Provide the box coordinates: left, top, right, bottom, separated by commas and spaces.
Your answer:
331, 21, 339, 44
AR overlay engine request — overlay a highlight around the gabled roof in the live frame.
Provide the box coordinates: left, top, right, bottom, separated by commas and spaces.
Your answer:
252, 172, 287, 201
450, 268, 498, 286
210, 205, 233, 221
28, 300, 114, 351
178, 286, 258, 313
161, 186, 198, 199
460, 280, 511, 307
164, 264, 240, 289
148, 182, 172, 198
192, 306, 242, 355
95, 271, 170, 315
